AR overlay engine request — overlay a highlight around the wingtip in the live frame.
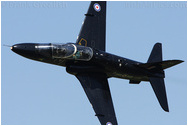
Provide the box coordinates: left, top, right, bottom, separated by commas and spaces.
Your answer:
161, 103, 169, 112
165, 110, 169, 112
164, 108, 169, 112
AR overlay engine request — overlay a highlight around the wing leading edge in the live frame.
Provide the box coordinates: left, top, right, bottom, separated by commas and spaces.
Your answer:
76, 72, 118, 125
76, 1, 106, 51
75, 2, 117, 124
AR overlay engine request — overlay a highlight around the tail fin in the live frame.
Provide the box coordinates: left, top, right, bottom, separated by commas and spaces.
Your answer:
136, 43, 183, 112
146, 43, 183, 70
138, 60, 184, 70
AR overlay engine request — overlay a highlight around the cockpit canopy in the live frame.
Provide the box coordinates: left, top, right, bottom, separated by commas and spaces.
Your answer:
52, 43, 93, 61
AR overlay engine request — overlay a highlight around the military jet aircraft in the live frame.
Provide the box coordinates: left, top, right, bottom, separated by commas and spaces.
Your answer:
11, 1, 183, 125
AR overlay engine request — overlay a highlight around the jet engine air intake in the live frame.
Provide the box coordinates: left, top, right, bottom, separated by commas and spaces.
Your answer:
52, 43, 93, 61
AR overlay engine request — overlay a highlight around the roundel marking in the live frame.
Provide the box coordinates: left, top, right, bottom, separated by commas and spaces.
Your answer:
93, 3, 101, 12
106, 122, 112, 125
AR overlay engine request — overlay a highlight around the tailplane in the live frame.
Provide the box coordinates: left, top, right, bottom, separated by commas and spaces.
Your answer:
149, 77, 169, 112
148, 43, 168, 112
145, 43, 183, 71
140, 43, 183, 112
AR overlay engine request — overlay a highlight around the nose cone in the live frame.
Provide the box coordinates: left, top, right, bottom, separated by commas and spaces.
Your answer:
11, 43, 36, 59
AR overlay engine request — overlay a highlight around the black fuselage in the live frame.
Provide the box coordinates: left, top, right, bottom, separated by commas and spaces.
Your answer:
86, 49, 149, 81
10, 1, 184, 124
11, 43, 151, 82
11, 41, 183, 119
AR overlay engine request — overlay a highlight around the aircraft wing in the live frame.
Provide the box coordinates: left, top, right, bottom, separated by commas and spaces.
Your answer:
76, 72, 118, 125
76, 1, 106, 51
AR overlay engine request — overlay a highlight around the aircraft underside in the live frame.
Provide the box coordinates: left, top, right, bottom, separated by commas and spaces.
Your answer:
10, 1, 183, 125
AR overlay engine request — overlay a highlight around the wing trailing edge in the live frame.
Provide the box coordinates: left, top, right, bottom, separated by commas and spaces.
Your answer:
76, 72, 118, 125
76, 1, 106, 51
